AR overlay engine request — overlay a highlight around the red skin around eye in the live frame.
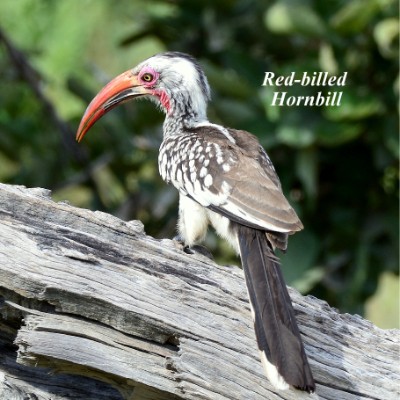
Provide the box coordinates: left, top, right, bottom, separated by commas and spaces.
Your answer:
138, 67, 171, 113
138, 66, 159, 86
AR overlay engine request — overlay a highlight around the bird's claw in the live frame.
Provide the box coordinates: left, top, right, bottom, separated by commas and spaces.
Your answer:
185, 244, 214, 260
172, 236, 214, 260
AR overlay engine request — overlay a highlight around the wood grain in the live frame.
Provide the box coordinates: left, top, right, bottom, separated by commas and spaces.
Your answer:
0, 183, 398, 400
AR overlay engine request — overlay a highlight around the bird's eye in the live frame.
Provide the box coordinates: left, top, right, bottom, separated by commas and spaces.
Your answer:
142, 73, 154, 82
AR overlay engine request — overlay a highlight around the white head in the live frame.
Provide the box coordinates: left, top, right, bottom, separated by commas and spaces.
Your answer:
133, 52, 211, 122
76, 52, 211, 141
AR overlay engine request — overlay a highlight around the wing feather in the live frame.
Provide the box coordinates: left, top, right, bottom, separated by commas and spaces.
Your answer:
163, 125, 303, 234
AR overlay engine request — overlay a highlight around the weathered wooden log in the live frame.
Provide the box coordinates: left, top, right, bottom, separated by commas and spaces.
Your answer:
0, 183, 398, 400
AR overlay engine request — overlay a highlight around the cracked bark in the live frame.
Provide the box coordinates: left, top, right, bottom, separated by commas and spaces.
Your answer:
0, 183, 398, 400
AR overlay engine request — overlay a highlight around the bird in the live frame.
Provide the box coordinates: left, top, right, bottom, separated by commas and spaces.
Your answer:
76, 51, 315, 393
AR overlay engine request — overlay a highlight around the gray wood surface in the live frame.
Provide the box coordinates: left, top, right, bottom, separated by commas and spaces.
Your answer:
0, 183, 398, 400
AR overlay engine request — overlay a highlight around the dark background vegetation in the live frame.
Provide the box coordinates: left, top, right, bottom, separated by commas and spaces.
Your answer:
0, 0, 398, 328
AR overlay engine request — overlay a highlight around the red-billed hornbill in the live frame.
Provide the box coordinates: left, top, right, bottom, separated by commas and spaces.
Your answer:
76, 52, 315, 393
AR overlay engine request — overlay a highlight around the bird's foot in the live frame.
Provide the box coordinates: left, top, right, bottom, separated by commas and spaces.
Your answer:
173, 236, 214, 260
184, 244, 214, 260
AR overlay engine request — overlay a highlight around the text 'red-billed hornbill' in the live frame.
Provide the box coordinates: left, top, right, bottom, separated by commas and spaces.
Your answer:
76, 52, 315, 393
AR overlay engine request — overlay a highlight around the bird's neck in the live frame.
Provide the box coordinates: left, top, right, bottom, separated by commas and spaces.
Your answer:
163, 110, 208, 138
161, 88, 209, 137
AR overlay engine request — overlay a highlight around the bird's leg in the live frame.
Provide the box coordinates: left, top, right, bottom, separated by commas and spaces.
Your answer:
172, 234, 190, 252
171, 195, 213, 259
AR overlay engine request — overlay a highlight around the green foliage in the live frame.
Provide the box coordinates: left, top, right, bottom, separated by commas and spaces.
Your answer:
0, 0, 398, 326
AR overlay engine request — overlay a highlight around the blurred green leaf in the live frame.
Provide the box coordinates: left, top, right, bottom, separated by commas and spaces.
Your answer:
365, 272, 400, 329
203, 61, 253, 99
324, 91, 385, 121
381, 165, 398, 194
92, 165, 127, 208
316, 121, 363, 146
281, 230, 320, 288
373, 18, 399, 59
330, 0, 380, 33
383, 125, 399, 158
276, 123, 315, 148
319, 43, 339, 75
52, 185, 93, 208
261, 89, 281, 122
296, 148, 318, 201
265, 1, 327, 37
292, 267, 325, 294
0, 152, 19, 181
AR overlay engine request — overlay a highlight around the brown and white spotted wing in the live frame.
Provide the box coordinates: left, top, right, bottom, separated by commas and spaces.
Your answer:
158, 125, 303, 235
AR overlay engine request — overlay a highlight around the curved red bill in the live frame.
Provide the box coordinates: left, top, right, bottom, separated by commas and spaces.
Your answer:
76, 70, 148, 142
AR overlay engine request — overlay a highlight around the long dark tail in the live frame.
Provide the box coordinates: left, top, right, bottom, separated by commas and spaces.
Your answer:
237, 225, 315, 393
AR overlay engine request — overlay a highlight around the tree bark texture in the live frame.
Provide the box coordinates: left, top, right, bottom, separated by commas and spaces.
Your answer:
0, 183, 398, 400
